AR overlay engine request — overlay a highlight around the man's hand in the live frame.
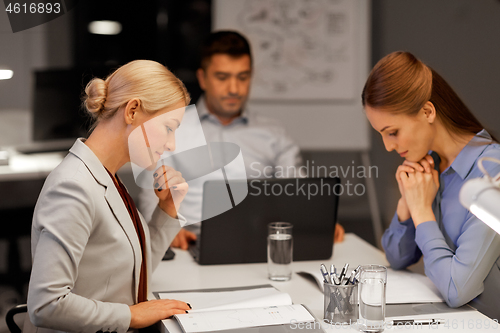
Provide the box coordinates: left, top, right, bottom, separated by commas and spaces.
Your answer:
171, 229, 197, 250
334, 223, 345, 243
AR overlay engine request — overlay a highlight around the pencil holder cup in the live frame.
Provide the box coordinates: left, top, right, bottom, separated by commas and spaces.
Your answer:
323, 282, 358, 325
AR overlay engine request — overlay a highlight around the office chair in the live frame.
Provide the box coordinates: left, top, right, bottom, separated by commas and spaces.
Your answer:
6, 304, 27, 333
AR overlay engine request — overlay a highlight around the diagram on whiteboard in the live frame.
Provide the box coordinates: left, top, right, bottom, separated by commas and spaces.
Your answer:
214, 0, 358, 100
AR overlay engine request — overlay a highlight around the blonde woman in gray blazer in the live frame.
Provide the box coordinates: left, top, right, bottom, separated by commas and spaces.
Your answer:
24, 60, 192, 333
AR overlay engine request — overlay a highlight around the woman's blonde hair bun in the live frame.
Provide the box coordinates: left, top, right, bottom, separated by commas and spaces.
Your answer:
81, 60, 190, 129
83, 78, 107, 117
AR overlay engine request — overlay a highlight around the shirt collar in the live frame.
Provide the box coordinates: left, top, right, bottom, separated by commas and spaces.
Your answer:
445, 129, 492, 179
196, 94, 249, 125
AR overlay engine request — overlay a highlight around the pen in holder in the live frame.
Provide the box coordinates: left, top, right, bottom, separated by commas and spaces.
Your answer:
323, 281, 358, 324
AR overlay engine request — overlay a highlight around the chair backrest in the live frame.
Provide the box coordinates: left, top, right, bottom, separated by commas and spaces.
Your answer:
6, 304, 27, 333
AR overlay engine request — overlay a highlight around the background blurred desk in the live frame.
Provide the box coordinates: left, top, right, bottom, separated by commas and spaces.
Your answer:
0, 145, 69, 305
151, 233, 497, 332
0, 142, 139, 208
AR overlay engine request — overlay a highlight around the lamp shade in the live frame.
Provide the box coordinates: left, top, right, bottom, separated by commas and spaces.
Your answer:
460, 176, 500, 235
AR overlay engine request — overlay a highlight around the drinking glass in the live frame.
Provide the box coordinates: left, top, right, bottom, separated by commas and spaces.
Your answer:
267, 222, 293, 281
357, 265, 387, 332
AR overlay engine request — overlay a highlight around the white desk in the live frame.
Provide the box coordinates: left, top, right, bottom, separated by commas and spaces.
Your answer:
151, 233, 498, 332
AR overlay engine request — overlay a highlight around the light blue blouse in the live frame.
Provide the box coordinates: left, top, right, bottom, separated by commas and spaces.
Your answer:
382, 130, 500, 319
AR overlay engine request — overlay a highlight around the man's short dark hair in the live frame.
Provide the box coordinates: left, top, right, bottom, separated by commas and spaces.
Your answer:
199, 30, 252, 70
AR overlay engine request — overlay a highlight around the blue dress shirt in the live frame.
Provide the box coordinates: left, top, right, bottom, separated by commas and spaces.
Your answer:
382, 130, 500, 319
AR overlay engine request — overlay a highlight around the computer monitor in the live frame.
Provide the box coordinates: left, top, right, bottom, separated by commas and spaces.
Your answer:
190, 177, 340, 265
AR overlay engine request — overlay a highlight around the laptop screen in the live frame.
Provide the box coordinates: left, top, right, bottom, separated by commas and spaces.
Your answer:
193, 177, 340, 265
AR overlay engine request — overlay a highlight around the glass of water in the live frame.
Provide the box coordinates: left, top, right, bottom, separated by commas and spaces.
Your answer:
358, 265, 387, 332
267, 222, 293, 281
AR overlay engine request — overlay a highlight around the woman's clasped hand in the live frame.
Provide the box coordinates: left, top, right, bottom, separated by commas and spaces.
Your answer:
395, 154, 439, 226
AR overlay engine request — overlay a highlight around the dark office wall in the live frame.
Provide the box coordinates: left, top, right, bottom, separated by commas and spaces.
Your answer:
367, 0, 500, 226
72, 0, 211, 103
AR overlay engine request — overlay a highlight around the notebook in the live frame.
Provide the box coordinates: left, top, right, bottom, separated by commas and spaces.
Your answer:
189, 177, 340, 265
154, 285, 320, 333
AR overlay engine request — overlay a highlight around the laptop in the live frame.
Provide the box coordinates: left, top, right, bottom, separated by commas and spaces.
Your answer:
189, 177, 340, 265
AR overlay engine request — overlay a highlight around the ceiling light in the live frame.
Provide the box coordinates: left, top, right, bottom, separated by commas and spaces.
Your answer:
88, 20, 122, 35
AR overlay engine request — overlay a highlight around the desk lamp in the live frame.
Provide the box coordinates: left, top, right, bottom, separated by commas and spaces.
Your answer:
459, 157, 500, 235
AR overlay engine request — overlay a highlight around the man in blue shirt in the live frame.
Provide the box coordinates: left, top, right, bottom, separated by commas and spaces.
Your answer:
138, 31, 345, 249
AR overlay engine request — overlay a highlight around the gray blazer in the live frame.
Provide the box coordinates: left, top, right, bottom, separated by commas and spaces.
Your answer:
24, 139, 184, 333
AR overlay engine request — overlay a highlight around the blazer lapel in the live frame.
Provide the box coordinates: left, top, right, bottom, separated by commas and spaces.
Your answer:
104, 186, 142, 302
69, 138, 142, 303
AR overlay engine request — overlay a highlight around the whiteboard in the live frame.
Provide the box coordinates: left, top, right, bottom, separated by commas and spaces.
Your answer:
213, 0, 371, 150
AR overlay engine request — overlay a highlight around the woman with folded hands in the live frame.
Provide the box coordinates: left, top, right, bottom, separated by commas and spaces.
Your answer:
362, 51, 500, 319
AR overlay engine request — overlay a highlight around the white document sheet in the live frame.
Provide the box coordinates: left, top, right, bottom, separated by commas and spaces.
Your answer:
175, 304, 314, 333
297, 268, 444, 304
158, 287, 292, 312
385, 268, 443, 303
